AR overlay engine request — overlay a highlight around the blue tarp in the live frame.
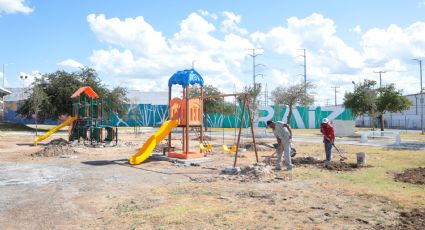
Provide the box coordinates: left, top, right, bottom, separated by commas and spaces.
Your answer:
168, 69, 204, 88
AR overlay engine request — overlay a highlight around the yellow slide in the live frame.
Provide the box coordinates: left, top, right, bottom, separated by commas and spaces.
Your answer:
129, 120, 179, 165
33, 116, 77, 146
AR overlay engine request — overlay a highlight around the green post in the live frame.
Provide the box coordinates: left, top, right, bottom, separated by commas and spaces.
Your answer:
108, 97, 111, 125
115, 127, 118, 145
101, 98, 104, 125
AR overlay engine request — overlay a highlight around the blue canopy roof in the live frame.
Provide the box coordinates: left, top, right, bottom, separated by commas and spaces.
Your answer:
168, 69, 204, 88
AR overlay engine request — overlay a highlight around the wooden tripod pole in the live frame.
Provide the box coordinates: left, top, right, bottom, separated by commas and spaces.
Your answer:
233, 95, 246, 167
246, 96, 259, 163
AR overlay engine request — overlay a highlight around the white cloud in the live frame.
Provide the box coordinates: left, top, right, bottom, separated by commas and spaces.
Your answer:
87, 14, 168, 56
221, 11, 248, 35
361, 22, 425, 63
0, 0, 33, 14
57, 59, 84, 69
86, 11, 425, 102
198, 9, 218, 20
88, 12, 252, 92
252, 13, 364, 76
350, 25, 362, 34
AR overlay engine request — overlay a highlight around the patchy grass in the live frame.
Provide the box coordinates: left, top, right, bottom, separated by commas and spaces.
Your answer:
399, 132, 425, 142
293, 142, 425, 209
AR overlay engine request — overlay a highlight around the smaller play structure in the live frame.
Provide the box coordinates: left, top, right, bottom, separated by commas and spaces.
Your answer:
34, 86, 117, 146
129, 69, 258, 167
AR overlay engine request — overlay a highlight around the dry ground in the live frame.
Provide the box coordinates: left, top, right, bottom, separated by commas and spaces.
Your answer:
0, 128, 424, 229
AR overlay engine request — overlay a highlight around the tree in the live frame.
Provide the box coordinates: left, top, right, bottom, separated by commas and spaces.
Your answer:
237, 83, 262, 113
270, 82, 315, 124
343, 80, 378, 122
28, 84, 51, 136
376, 84, 412, 131
343, 80, 412, 131
17, 68, 128, 121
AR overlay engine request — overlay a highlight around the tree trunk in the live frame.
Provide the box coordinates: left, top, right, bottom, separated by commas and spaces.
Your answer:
380, 114, 385, 132
286, 107, 293, 125
35, 113, 38, 136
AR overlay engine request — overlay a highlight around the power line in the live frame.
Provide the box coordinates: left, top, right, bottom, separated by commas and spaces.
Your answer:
331, 86, 340, 106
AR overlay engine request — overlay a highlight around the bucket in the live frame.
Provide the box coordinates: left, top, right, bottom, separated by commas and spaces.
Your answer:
356, 152, 366, 166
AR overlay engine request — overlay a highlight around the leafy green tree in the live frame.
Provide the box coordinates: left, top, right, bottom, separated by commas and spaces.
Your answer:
343, 80, 378, 117
270, 82, 315, 124
343, 80, 411, 131
17, 68, 128, 122
376, 84, 412, 131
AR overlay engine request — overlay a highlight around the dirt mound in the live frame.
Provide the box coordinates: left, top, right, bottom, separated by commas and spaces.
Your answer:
376, 209, 425, 229
242, 142, 274, 151
32, 138, 79, 157
221, 163, 287, 182
47, 138, 69, 146
394, 167, 425, 185
239, 163, 276, 181
291, 157, 365, 171
321, 161, 359, 171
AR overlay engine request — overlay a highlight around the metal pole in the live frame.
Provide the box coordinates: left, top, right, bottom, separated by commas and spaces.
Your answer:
420, 60, 424, 134
331, 86, 339, 106
2, 64, 4, 88
414, 59, 424, 134
303, 49, 307, 96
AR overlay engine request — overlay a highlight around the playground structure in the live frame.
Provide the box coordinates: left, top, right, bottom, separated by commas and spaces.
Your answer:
129, 69, 258, 166
33, 86, 117, 146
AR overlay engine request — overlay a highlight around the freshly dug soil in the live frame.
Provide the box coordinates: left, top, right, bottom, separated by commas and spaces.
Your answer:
292, 157, 366, 171
394, 167, 425, 185
376, 209, 425, 230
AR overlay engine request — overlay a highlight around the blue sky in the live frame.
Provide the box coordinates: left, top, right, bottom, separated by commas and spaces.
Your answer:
1, 0, 425, 105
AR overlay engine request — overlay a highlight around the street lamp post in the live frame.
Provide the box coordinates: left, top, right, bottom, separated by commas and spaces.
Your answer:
20, 75, 28, 100
413, 59, 424, 134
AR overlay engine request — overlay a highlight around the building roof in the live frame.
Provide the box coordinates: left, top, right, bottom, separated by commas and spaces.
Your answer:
168, 68, 204, 88
3, 88, 29, 101
0, 87, 12, 97
70, 86, 99, 99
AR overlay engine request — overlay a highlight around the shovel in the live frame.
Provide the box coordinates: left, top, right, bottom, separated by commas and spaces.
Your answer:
332, 143, 347, 162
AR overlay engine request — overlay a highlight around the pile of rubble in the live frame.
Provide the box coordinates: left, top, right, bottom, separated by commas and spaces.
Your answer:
31, 138, 79, 157
222, 162, 285, 182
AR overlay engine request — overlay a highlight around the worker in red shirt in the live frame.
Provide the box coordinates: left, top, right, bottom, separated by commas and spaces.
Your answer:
320, 118, 335, 161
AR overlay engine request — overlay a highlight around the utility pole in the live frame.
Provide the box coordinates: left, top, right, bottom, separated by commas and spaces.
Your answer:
331, 86, 340, 106
298, 48, 307, 96
325, 99, 330, 106
374, 70, 386, 88
247, 48, 264, 91
413, 59, 424, 134
247, 48, 264, 113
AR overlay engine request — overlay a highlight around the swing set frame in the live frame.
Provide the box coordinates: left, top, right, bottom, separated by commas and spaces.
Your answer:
202, 93, 259, 167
